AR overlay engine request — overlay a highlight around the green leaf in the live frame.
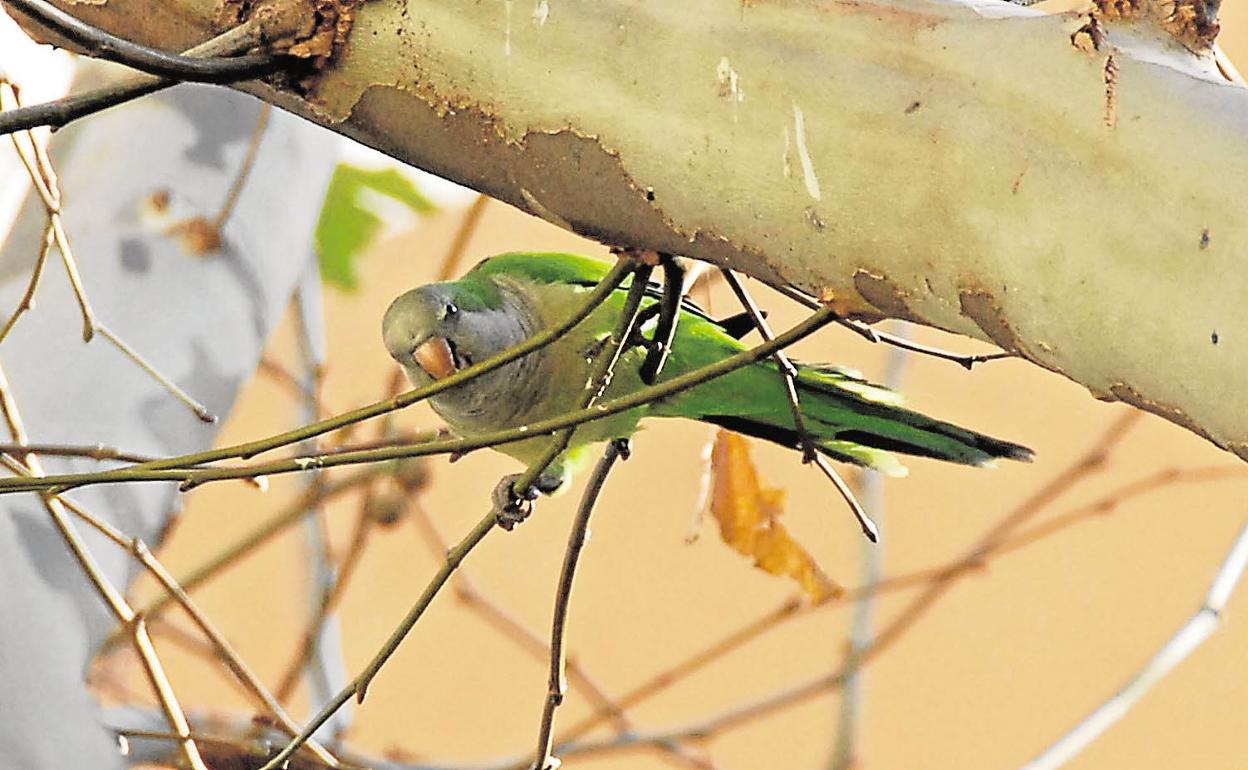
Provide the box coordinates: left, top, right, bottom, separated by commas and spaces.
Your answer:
314, 164, 437, 290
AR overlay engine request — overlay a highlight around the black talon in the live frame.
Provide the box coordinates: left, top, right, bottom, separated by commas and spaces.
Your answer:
611, 438, 632, 461
639, 254, 684, 385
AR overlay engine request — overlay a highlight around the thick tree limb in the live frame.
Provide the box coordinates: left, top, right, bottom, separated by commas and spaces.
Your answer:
10, 0, 1248, 458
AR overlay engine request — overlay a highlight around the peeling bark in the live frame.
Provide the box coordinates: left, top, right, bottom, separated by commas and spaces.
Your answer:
10, 0, 1248, 458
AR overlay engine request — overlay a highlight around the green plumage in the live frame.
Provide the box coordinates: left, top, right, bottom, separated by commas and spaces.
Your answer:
383, 252, 1032, 486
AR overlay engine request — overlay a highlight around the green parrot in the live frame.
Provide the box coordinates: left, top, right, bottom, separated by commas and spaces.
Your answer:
382, 252, 1032, 500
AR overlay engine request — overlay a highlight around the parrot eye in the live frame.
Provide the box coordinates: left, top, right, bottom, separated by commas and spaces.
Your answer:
444, 302, 459, 319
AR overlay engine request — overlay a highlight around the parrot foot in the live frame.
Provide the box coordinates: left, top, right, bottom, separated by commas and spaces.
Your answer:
491, 471, 565, 530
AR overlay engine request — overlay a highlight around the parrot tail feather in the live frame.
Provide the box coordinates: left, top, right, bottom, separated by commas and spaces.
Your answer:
699, 362, 1034, 476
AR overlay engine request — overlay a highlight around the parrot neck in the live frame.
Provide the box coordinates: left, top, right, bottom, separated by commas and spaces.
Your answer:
427, 279, 545, 432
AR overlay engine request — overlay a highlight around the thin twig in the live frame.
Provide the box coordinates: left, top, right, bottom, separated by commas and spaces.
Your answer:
0, 441, 155, 463
0, 16, 273, 136
0, 220, 53, 344
257, 356, 343, 419
532, 440, 625, 770
830, 324, 909, 770
288, 271, 352, 735
408, 502, 632, 732
114, 533, 342, 767
215, 103, 272, 229
100, 468, 380, 652
771, 283, 1010, 369
3, 82, 221, 419
94, 322, 216, 422
1, 81, 96, 340
721, 269, 877, 541
1020, 515, 1248, 770
0, 76, 172, 135
5, 0, 284, 83
274, 506, 375, 702
255, 508, 497, 770
437, 193, 490, 280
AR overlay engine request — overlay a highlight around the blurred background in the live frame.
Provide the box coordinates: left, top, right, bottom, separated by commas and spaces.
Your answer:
7, 6, 1248, 770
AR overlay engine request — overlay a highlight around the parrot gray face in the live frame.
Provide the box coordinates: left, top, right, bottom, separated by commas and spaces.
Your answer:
382, 286, 465, 385
382, 283, 542, 427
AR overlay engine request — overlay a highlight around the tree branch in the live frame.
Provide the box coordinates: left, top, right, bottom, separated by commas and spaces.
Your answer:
3, 0, 284, 82
531, 439, 625, 770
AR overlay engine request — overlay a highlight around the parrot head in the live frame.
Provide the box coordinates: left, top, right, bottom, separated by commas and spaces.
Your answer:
382, 285, 468, 384
383, 279, 541, 428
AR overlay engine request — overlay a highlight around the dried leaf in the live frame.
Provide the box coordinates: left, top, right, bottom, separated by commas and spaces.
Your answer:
709, 430, 843, 601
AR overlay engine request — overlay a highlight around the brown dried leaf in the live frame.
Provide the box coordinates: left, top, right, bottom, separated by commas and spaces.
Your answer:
710, 430, 843, 601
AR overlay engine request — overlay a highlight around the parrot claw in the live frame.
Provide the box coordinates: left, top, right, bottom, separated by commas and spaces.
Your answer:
492, 474, 537, 530
492, 471, 564, 530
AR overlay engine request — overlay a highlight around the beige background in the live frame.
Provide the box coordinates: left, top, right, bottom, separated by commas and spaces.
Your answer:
134, 15, 1248, 770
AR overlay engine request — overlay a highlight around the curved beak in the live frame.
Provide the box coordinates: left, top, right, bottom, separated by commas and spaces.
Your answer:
412, 337, 457, 380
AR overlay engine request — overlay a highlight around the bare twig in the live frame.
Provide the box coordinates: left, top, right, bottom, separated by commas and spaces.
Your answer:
215, 103, 272, 229
437, 193, 490, 280
287, 270, 353, 736
1, 80, 96, 340
0, 440, 155, 463
255, 508, 497, 770
0, 16, 273, 136
2, 82, 223, 422
270, 276, 365, 705
258, 356, 335, 416
1020, 515, 1248, 770
274, 505, 375, 702
0, 220, 53, 344
0, 76, 172, 135
95, 515, 343, 766
771, 284, 1010, 369
4, 0, 284, 83
722, 269, 877, 541
408, 501, 631, 731
94, 322, 216, 422
100, 468, 380, 652
830, 324, 909, 770
532, 440, 625, 770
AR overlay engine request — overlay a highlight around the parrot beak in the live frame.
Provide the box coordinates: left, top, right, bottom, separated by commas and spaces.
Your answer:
412, 337, 457, 380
